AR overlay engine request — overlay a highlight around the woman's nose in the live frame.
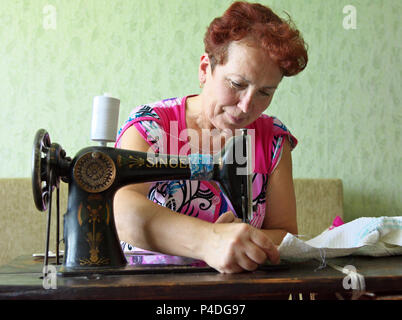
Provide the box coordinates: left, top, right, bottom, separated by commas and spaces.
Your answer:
237, 91, 253, 113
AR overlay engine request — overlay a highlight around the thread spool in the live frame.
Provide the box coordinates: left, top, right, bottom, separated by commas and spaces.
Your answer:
90, 93, 120, 146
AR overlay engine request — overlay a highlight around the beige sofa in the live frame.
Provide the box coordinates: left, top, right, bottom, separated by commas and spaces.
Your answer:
0, 178, 343, 266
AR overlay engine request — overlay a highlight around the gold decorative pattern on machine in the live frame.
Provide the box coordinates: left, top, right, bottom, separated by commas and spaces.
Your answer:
77, 196, 111, 266
73, 151, 116, 193
117, 154, 145, 168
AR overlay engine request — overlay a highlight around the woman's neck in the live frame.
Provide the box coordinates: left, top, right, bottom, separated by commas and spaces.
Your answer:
185, 95, 232, 154
186, 95, 210, 130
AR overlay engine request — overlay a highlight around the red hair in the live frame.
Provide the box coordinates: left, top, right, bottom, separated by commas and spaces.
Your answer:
204, 1, 308, 76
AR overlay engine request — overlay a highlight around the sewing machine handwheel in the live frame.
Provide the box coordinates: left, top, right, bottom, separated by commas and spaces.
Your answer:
32, 129, 52, 212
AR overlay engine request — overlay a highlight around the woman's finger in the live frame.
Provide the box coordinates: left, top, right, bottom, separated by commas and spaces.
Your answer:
244, 244, 268, 266
249, 230, 280, 264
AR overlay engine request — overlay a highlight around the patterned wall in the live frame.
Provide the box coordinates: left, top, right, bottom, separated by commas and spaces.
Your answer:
1, 0, 401, 221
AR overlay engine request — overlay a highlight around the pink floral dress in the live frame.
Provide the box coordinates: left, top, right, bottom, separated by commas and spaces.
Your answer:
115, 95, 297, 265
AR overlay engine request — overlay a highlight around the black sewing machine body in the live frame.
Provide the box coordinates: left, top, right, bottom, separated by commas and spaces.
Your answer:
32, 129, 253, 275
63, 146, 192, 271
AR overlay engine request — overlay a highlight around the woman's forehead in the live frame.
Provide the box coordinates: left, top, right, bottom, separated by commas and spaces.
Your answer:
221, 41, 283, 85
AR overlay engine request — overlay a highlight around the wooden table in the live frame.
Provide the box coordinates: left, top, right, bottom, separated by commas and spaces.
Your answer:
0, 255, 401, 300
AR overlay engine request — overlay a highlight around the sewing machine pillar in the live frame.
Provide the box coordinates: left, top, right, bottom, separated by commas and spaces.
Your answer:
62, 183, 126, 270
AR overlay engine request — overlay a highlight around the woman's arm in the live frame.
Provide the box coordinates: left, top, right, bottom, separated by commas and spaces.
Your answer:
261, 138, 298, 245
113, 125, 280, 273
114, 126, 211, 260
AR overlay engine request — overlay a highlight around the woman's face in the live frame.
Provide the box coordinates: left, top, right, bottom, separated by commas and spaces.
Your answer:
199, 41, 283, 131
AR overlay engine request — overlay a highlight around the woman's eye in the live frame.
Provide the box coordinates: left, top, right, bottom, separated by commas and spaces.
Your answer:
260, 91, 271, 97
230, 80, 244, 89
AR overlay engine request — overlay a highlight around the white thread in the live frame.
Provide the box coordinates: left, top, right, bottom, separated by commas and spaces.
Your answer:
314, 247, 327, 271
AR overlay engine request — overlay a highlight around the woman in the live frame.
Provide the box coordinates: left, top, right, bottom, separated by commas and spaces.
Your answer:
114, 1, 308, 273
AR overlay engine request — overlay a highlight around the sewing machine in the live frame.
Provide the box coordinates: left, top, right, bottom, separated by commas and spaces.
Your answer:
31, 95, 253, 276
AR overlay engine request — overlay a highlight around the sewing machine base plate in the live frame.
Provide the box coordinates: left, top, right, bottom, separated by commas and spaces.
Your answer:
58, 262, 288, 277
0, 255, 288, 277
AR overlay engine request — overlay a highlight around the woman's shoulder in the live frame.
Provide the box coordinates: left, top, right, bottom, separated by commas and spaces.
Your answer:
118, 97, 184, 134
128, 97, 183, 121
253, 114, 293, 135
271, 116, 291, 134
116, 97, 184, 149
252, 114, 286, 130
250, 114, 290, 136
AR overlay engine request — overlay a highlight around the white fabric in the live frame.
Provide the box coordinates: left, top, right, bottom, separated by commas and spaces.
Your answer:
278, 217, 402, 262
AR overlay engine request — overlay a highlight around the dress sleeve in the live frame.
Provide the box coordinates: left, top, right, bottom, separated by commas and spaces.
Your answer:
115, 104, 166, 153
268, 117, 298, 175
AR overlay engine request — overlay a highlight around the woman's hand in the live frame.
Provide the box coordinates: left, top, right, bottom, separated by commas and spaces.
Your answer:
204, 215, 280, 274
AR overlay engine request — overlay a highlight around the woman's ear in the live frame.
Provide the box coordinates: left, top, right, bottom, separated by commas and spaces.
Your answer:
198, 53, 210, 86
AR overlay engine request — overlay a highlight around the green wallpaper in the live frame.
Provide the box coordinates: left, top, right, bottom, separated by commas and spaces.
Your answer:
1, 0, 401, 221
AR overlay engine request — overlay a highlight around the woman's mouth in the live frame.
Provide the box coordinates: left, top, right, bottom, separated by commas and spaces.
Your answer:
226, 113, 246, 125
